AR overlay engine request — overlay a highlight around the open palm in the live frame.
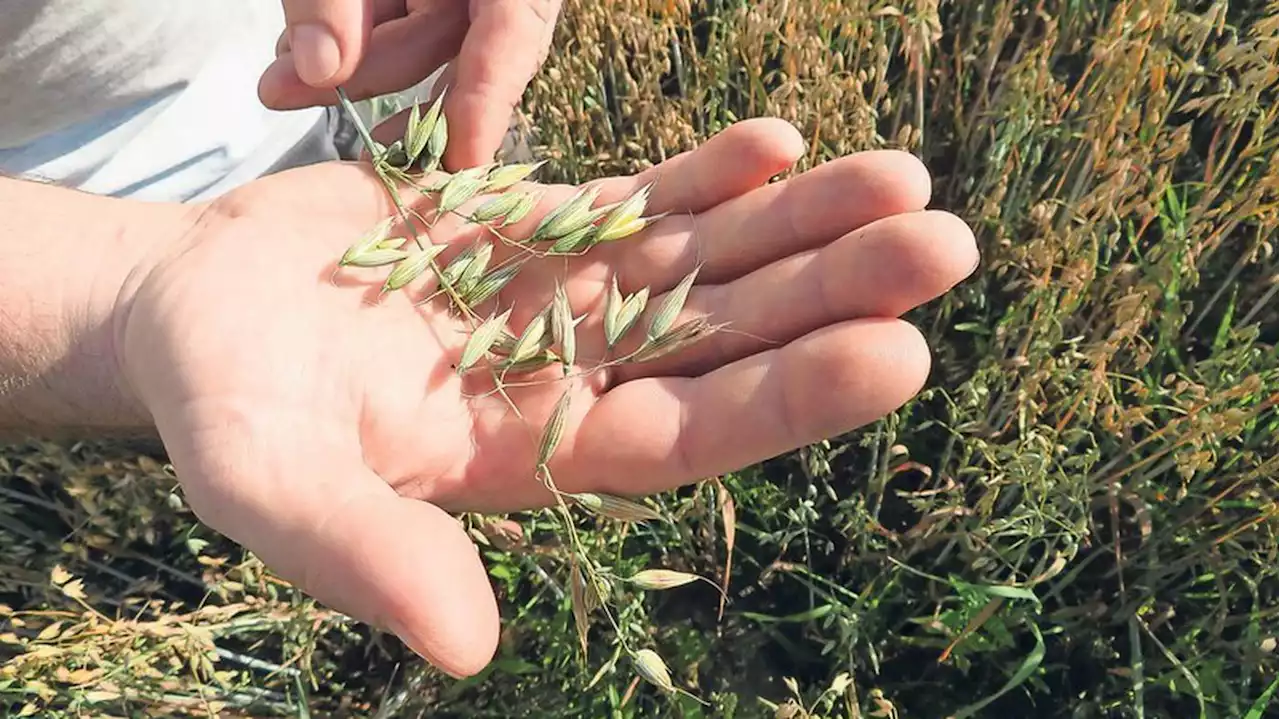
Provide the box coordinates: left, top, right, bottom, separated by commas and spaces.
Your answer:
117, 118, 977, 677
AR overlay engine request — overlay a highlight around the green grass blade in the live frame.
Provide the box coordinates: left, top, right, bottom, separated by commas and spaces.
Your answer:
1244, 677, 1279, 719
951, 621, 1046, 719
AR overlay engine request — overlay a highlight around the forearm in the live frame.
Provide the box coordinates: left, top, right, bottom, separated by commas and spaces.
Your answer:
0, 176, 195, 437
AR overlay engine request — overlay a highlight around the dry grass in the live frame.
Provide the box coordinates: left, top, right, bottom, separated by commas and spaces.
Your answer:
2, 1, 1276, 717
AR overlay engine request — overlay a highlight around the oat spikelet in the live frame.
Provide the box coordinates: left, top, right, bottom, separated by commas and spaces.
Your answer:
532, 186, 601, 242
569, 563, 591, 656
500, 189, 544, 227
438, 166, 490, 213
422, 99, 448, 171
403, 102, 428, 164
458, 309, 512, 373
594, 183, 659, 243
455, 242, 493, 294
383, 243, 447, 291
340, 216, 395, 266
633, 318, 715, 362
626, 569, 701, 591
510, 310, 550, 363
462, 260, 525, 306
342, 247, 410, 268
537, 388, 572, 468
603, 276, 625, 346
568, 492, 664, 522
438, 242, 490, 293
548, 223, 596, 253
497, 349, 561, 374
551, 282, 577, 370
631, 649, 674, 693
648, 266, 700, 341
605, 283, 649, 349
483, 161, 546, 192
469, 191, 526, 224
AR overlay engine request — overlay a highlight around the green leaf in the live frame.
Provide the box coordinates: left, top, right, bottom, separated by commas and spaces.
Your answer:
951, 620, 1045, 719
1245, 677, 1279, 719
739, 604, 835, 624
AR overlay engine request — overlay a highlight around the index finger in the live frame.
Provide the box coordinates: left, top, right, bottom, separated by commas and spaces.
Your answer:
443, 0, 563, 169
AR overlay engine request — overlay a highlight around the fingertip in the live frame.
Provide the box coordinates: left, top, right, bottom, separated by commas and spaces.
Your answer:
890, 319, 933, 400
258, 55, 302, 110
715, 117, 806, 174
802, 318, 933, 430
756, 117, 807, 166
879, 149, 933, 209
290, 22, 346, 87
300, 491, 501, 681
440, 103, 505, 171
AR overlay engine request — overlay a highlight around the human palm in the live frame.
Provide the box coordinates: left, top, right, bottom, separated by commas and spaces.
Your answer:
117, 118, 977, 677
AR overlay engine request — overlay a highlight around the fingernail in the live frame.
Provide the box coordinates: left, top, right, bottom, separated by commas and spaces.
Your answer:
290, 23, 341, 85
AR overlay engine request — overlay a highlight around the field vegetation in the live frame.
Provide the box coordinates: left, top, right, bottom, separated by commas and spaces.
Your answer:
1, 0, 1276, 717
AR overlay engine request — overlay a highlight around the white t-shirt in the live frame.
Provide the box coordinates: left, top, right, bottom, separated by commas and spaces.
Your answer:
0, 1, 327, 202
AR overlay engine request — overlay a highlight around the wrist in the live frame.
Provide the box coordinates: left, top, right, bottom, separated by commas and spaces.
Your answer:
0, 177, 201, 437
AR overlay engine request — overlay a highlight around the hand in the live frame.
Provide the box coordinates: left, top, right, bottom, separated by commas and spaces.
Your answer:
114, 119, 977, 677
259, 0, 561, 168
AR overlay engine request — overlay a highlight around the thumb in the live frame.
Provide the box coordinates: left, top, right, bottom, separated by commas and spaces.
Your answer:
279, 0, 375, 87
175, 444, 502, 678
296, 483, 502, 677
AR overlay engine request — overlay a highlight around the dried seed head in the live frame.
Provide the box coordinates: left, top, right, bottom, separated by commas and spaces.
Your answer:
570, 564, 591, 655
483, 161, 546, 192
633, 318, 715, 363
587, 574, 611, 609
383, 243, 447, 291
648, 265, 700, 341
462, 260, 525, 306
458, 309, 513, 373
631, 649, 674, 693
627, 569, 702, 591
568, 492, 664, 522
510, 311, 549, 363
774, 700, 805, 719
469, 191, 526, 224
536, 388, 573, 468
532, 186, 602, 242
